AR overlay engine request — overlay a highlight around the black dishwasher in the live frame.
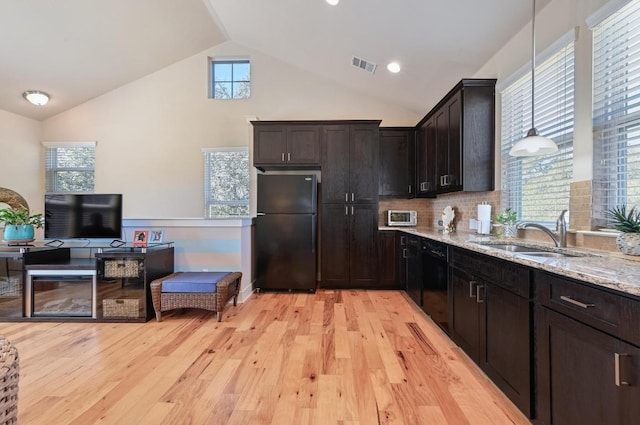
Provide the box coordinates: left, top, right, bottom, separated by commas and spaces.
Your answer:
421, 239, 449, 334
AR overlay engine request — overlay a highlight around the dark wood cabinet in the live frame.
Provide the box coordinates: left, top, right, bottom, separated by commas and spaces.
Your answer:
377, 230, 400, 289
379, 127, 415, 198
321, 121, 380, 289
321, 203, 378, 288
405, 234, 422, 307
416, 117, 437, 197
322, 123, 379, 204
252, 122, 321, 170
536, 271, 640, 425
416, 79, 495, 196
397, 232, 408, 291
449, 248, 533, 417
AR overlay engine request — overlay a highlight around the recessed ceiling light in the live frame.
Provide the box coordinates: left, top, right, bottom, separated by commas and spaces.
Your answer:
387, 62, 401, 73
326, 0, 339, 5
23, 90, 50, 106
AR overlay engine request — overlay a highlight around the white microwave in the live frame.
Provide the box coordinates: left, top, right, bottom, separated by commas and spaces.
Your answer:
386, 210, 417, 226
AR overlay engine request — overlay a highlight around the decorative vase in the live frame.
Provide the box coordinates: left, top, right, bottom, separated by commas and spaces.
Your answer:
503, 224, 518, 238
616, 233, 640, 256
3, 224, 35, 242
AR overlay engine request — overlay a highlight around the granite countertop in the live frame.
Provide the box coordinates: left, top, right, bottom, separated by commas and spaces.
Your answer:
381, 226, 640, 299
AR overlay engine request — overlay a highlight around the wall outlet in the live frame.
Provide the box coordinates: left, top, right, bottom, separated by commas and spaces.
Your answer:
469, 218, 478, 230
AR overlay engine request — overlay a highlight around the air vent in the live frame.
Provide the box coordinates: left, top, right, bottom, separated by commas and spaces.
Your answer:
351, 56, 377, 74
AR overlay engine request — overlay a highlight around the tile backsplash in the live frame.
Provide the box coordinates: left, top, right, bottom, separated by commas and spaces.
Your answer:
379, 181, 619, 253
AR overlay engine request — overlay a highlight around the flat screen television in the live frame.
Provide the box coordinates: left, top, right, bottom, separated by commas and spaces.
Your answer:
44, 194, 123, 239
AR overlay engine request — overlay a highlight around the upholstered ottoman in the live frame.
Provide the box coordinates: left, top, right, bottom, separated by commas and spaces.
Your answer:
150, 271, 241, 322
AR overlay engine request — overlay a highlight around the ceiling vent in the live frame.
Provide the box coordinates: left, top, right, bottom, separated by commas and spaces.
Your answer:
351, 56, 377, 74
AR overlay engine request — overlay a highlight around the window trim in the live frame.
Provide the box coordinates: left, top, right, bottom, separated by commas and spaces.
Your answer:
209, 58, 251, 100
202, 147, 250, 218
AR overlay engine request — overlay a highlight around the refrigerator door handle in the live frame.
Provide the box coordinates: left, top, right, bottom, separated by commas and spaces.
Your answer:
257, 213, 266, 216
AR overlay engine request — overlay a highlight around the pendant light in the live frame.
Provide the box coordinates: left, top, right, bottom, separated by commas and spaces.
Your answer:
509, 0, 558, 157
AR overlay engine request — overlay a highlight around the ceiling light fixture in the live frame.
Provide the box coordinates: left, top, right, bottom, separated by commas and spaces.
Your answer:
387, 62, 401, 73
509, 0, 557, 157
22, 90, 50, 106
326, 0, 339, 5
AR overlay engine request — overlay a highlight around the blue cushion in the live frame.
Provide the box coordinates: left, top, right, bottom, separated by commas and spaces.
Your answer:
161, 272, 230, 293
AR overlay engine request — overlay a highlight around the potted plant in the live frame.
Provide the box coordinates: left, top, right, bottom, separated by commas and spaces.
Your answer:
494, 208, 518, 238
0, 206, 44, 243
606, 205, 640, 256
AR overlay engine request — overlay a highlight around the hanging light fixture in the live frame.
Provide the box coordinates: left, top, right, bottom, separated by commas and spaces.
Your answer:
509, 0, 558, 157
22, 90, 50, 106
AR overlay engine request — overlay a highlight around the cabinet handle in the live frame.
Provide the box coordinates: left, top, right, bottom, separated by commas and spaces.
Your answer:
345, 193, 348, 202
351, 206, 354, 215
400, 235, 406, 245
420, 182, 426, 191
559, 295, 595, 309
287, 153, 291, 161
281, 153, 285, 162
469, 280, 478, 298
476, 284, 484, 303
408, 185, 412, 193
615, 353, 631, 386
402, 248, 408, 259
351, 193, 355, 202
345, 206, 348, 216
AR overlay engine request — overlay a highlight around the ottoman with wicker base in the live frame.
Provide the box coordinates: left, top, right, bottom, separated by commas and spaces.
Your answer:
150, 271, 241, 322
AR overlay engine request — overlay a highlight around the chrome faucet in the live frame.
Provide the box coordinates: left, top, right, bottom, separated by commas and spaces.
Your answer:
517, 210, 568, 248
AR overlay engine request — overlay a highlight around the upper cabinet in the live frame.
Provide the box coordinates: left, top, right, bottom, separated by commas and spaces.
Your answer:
322, 122, 380, 204
416, 79, 496, 196
378, 127, 416, 198
252, 122, 322, 170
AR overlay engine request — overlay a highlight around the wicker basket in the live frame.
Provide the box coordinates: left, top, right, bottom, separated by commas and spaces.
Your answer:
102, 298, 140, 318
0, 337, 19, 425
103, 260, 140, 278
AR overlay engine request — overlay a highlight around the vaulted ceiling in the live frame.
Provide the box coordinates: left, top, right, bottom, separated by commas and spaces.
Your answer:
0, 0, 548, 121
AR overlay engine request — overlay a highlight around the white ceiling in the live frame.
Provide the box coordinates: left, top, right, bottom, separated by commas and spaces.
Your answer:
0, 0, 549, 121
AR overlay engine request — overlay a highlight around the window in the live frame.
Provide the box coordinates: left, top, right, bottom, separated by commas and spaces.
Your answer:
210, 59, 250, 99
591, 0, 640, 227
43, 141, 95, 193
500, 34, 575, 225
203, 148, 250, 217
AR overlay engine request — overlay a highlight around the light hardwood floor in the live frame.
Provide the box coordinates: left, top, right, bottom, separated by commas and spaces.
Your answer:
0, 290, 530, 425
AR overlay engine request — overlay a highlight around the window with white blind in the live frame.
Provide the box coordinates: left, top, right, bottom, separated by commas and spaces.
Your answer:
43, 142, 95, 193
203, 148, 250, 218
500, 35, 575, 225
591, 0, 640, 228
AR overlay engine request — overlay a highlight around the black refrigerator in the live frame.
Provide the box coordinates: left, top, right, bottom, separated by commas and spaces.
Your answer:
256, 174, 317, 292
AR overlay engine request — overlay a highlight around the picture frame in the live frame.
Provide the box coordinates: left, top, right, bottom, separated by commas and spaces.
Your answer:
133, 230, 149, 247
149, 229, 164, 243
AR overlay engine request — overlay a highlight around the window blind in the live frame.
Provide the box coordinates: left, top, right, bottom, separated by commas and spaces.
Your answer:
592, 0, 640, 227
43, 142, 96, 193
203, 148, 250, 218
501, 41, 575, 225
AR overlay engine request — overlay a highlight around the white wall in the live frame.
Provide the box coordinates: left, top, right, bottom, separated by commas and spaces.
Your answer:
475, 0, 611, 188
0, 109, 43, 213
41, 41, 420, 218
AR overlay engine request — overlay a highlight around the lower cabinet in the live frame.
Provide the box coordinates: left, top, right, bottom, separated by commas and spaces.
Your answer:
535, 271, 640, 425
449, 248, 533, 417
321, 203, 378, 288
377, 231, 400, 289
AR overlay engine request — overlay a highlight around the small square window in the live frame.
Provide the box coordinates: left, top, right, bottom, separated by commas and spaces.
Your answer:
210, 59, 250, 100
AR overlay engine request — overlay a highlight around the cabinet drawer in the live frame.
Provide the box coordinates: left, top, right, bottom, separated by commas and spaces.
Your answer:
451, 248, 501, 283
536, 271, 640, 346
451, 248, 531, 298
103, 260, 142, 278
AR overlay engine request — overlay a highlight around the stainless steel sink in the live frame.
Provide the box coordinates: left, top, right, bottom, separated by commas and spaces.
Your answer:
481, 244, 547, 253
516, 251, 582, 258
477, 242, 591, 258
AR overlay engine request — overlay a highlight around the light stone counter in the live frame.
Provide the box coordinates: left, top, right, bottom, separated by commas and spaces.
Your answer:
382, 226, 640, 299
